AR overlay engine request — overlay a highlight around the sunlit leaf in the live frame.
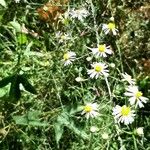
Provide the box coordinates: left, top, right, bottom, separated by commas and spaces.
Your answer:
9, 21, 21, 32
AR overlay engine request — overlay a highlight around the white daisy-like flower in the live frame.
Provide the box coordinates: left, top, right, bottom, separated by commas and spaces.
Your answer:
55, 32, 71, 43
102, 22, 118, 35
112, 105, 135, 125
87, 62, 109, 79
69, 8, 89, 21
121, 72, 135, 85
81, 103, 99, 119
88, 44, 112, 57
63, 51, 76, 66
124, 86, 148, 108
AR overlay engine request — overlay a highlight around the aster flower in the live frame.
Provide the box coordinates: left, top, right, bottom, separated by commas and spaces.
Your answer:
88, 44, 112, 58
112, 105, 135, 125
121, 72, 135, 85
124, 86, 148, 108
69, 8, 89, 21
81, 103, 99, 119
55, 32, 71, 43
102, 22, 118, 35
87, 62, 109, 79
63, 51, 76, 66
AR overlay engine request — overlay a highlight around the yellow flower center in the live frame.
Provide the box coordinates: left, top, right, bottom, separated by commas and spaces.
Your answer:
98, 45, 106, 52
135, 91, 143, 99
108, 23, 115, 30
94, 65, 103, 72
84, 105, 93, 112
121, 106, 131, 116
63, 53, 69, 60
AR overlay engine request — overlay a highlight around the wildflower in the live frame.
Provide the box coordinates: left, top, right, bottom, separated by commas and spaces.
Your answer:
124, 86, 148, 108
89, 44, 112, 57
112, 105, 135, 125
121, 72, 135, 85
63, 51, 76, 66
87, 62, 109, 79
102, 22, 118, 35
81, 103, 99, 119
102, 133, 109, 140
55, 32, 71, 43
69, 8, 89, 21
136, 127, 144, 136
90, 126, 99, 133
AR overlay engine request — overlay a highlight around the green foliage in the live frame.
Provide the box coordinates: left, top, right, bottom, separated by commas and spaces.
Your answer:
0, 0, 149, 149
13, 111, 48, 126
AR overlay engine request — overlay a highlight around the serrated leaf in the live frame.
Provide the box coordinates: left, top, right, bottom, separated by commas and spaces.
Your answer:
0, 0, 6, 8
9, 21, 21, 32
19, 75, 37, 94
13, 115, 28, 125
0, 75, 13, 88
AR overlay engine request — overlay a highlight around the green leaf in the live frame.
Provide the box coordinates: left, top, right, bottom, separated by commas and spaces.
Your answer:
19, 75, 37, 94
0, 75, 13, 88
17, 33, 27, 45
28, 121, 48, 126
27, 111, 41, 121
54, 123, 64, 145
9, 75, 21, 101
9, 21, 21, 32
0, 84, 10, 97
13, 115, 28, 125
0, 0, 6, 8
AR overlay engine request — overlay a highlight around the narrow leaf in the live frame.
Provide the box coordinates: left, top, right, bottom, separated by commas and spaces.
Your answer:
9, 75, 21, 101
19, 75, 37, 94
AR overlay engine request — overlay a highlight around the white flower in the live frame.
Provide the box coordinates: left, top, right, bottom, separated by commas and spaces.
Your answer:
55, 32, 71, 43
90, 126, 99, 133
63, 51, 76, 66
112, 105, 135, 125
102, 22, 118, 35
121, 72, 135, 85
87, 62, 109, 79
89, 44, 112, 57
102, 133, 109, 140
69, 8, 89, 21
81, 103, 99, 119
136, 127, 144, 136
124, 86, 148, 108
